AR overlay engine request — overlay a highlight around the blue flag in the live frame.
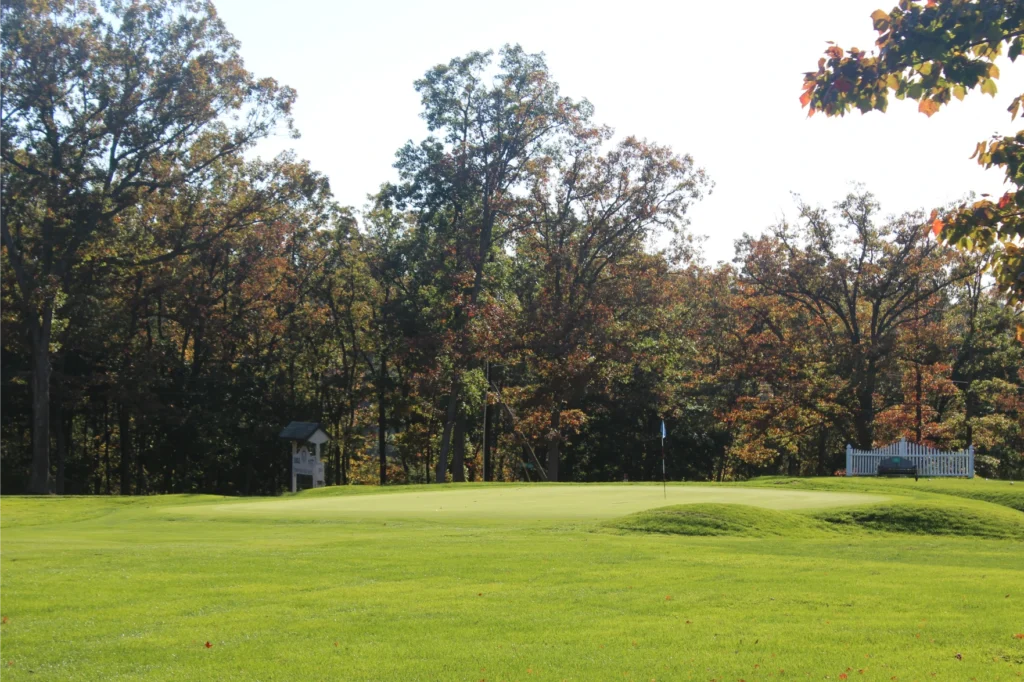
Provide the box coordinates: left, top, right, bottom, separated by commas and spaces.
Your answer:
660, 419, 667, 441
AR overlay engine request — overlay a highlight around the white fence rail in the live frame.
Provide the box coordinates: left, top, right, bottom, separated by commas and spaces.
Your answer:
846, 438, 974, 478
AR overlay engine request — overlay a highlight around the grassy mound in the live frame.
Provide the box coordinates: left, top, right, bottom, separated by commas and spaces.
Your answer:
811, 500, 1024, 540
745, 473, 1024, 509
605, 503, 823, 537
608, 498, 1024, 540
744, 476, 1024, 512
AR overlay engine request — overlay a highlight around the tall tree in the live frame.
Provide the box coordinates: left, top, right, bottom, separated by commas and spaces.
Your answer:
1, 0, 296, 492
737, 190, 971, 449
389, 45, 589, 482
513, 134, 708, 480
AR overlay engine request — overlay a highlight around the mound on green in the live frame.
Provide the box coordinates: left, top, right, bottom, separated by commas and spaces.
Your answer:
605, 503, 823, 537
745, 475, 1024, 512
812, 499, 1024, 540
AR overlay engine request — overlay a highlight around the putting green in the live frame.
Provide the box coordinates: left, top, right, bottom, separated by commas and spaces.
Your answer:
171, 484, 889, 521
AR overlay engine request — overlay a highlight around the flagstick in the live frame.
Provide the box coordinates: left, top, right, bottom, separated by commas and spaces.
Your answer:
661, 431, 666, 500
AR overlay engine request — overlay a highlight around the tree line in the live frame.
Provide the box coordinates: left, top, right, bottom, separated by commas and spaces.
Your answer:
2, 0, 1022, 495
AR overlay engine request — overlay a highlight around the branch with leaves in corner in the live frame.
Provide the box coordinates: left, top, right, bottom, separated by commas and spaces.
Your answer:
800, 0, 1024, 319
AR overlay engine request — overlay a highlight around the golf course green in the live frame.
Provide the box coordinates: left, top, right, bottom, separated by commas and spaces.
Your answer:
1, 479, 1022, 680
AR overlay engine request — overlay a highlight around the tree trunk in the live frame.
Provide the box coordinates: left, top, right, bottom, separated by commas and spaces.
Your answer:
334, 422, 342, 486
915, 363, 923, 443
135, 427, 146, 494
55, 403, 69, 495
547, 407, 560, 482
435, 383, 460, 483
378, 356, 387, 486
103, 406, 112, 495
451, 415, 467, 482
28, 312, 54, 494
853, 359, 877, 450
245, 451, 253, 496
483, 391, 495, 482
118, 402, 132, 495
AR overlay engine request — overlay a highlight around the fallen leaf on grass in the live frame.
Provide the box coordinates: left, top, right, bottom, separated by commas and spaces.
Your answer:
2, 616, 8, 624
955, 653, 962, 660
1014, 633, 1024, 639
205, 641, 212, 649
333, 642, 338, 647
665, 595, 672, 601
840, 675, 848, 680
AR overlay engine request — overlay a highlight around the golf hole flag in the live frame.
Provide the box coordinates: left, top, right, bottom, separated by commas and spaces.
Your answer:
660, 419, 667, 497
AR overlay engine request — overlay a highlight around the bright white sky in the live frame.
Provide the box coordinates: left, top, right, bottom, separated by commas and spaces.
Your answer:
214, 0, 1024, 264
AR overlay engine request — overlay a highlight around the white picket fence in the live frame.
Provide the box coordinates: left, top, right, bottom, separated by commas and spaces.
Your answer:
846, 438, 974, 478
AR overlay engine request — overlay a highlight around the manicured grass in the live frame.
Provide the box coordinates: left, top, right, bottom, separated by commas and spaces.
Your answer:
605, 503, 827, 537
744, 475, 1024, 512
167, 483, 888, 522
1, 481, 1022, 681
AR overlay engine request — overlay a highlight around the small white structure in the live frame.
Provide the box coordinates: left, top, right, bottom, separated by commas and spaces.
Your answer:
846, 437, 974, 478
278, 421, 330, 492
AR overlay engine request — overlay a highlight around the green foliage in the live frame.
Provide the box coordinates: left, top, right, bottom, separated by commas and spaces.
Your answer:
1, 5, 1021, 494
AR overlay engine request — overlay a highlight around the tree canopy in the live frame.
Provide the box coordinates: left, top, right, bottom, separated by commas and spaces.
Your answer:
2, 1, 1022, 495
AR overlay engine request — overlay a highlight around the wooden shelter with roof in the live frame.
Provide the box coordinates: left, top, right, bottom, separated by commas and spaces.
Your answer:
278, 421, 330, 492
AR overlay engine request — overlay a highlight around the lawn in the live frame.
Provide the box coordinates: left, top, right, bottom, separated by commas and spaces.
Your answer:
1, 479, 1022, 681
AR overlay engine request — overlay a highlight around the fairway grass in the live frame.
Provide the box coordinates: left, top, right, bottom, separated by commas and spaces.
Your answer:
1, 480, 1022, 681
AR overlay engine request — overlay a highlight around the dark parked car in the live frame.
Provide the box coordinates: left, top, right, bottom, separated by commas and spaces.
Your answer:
877, 456, 918, 480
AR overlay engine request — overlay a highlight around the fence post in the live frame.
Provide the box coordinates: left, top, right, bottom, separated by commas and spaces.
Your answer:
898, 437, 907, 458
968, 444, 974, 479
846, 444, 853, 476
